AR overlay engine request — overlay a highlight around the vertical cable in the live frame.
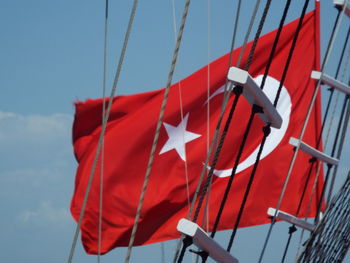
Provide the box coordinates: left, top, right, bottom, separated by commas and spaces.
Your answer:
209, 0, 274, 240
97, 1, 109, 262
295, 27, 350, 261
125, 1, 192, 262
203, 0, 212, 233
258, 5, 345, 262
67, 1, 138, 262
171, 0, 191, 213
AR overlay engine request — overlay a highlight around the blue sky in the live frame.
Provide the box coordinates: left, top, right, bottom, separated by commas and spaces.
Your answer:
1, 0, 349, 262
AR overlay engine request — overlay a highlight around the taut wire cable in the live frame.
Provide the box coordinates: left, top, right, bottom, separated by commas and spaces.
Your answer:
125, 1, 192, 262
325, 43, 350, 201
226, 0, 293, 250
203, 0, 213, 234
179, 1, 275, 262
171, 0, 191, 213
98, 0, 109, 262
193, 0, 272, 232
67, 1, 139, 262
207, 0, 274, 242
282, 19, 350, 263
258, 4, 347, 261
175, 0, 257, 261
295, 26, 350, 261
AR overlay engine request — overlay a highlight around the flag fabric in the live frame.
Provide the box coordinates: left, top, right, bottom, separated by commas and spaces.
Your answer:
71, 8, 323, 254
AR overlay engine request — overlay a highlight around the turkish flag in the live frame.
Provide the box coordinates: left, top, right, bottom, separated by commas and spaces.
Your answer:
71, 8, 323, 254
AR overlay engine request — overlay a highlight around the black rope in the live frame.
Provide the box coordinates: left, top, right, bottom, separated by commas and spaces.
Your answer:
280, 158, 316, 262
191, 0, 272, 225
316, 24, 350, 148
273, 0, 310, 107
244, 0, 272, 71
326, 94, 350, 202
316, 89, 335, 146
192, 87, 243, 223
281, 225, 297, 263
258, 6, 342, 263
321, 10, 341, 71
296, 159, 317, 215
227, 0, 311, 252
278, 6, 348, 262
173, 0, 245, 261
177, 2, 272, 261
227, 124, 271, 251
205, 0, 273, 240
298, 172, 350, 263
176, 236, 193, 263
225, 0, 293, 250
210, 104, 263, 238
335, 26, 350, 78
315, 95, 350, 223
285, 20, 349, 259
259, 0, 292, 92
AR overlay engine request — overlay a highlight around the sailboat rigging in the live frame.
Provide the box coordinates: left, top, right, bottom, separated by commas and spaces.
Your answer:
68, 0, 350, 262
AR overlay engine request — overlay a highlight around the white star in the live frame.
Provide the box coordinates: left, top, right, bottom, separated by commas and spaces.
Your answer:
159, 113, 201, 161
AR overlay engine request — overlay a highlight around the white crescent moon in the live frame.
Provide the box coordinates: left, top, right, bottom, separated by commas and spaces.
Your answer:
208, 75, 292, 178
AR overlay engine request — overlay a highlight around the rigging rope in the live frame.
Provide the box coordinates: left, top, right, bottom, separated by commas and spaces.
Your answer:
193, 0, 272, 231
314, 94, 349, 223
326, 40, 350, 201
174, 0, 258, 261
67, 1, 138, 262
297, 171, 350, 263
227, 0, 291, 251
294, 25, 350, 260
171, 0, 191, 214
177, 1, 275, 262
258, 4, 346, 262
205, 0, 212, 232
281, 18, 350, 263
124, 1, 192, 262
315, 48, 350, 224
280, 159, 316, 263
98, 0, 109, 262
326, 95, 350, 201
297, 93, 350, 262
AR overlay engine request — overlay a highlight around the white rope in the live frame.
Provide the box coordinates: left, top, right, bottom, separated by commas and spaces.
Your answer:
258, 3, 348, 262
67, 1, 139, 262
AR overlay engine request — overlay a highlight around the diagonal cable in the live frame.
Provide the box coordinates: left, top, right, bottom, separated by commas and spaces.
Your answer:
258, 3, 347, 261
124, 1, 192, 262
67, 1, 138, 262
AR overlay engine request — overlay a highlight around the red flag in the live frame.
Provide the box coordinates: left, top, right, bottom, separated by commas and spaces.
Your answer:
71, 9, 323, 254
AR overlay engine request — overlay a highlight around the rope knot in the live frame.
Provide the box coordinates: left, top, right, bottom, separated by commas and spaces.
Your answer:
233, 85, 243, 95
183, 235, 193, 248
288, 225, 297, 234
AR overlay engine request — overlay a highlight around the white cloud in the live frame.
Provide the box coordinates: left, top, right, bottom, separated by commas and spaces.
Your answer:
0, 111, 75, 171
18, 201, 70, 224
0, 111, 73, 142
0, 111, 76, 227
